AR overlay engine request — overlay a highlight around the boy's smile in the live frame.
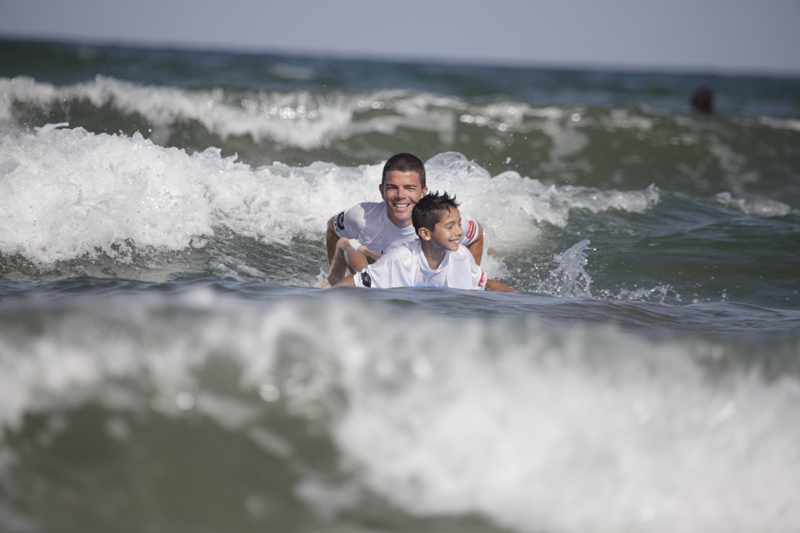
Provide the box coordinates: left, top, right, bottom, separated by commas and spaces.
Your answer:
426, 206, 463, 254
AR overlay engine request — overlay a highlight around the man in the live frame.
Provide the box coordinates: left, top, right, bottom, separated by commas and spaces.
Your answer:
325, 153, 484, 286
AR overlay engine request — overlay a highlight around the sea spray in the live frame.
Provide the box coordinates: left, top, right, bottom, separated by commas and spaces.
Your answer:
537, 239, 593, 298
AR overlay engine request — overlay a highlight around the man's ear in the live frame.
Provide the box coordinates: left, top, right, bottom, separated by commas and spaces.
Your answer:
418, 227, 432, 241
379, 183, 385, 200
422, 186, 428, 196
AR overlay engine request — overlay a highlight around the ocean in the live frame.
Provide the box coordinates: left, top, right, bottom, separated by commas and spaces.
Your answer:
0, 39, 799, 533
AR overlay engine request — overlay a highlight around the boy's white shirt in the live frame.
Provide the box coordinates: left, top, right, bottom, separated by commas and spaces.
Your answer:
333, 201, 479, 255
353, 239, 488, 290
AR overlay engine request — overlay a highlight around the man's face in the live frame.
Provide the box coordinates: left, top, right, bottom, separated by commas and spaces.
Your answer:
426, 206, 463, 252
379, 170, 427, 228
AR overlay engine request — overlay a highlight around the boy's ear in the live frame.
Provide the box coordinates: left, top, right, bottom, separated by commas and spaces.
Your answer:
418, 227, 432, 241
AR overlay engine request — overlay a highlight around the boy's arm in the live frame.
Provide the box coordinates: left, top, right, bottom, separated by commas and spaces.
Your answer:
486, 279, 517, 292
357, 246, 383, 264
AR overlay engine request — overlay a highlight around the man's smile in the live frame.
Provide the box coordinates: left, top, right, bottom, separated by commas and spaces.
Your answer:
380, 169, 428, 228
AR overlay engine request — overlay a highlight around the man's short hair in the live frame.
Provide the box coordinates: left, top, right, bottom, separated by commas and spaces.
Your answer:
412, 191, 460, 235
382, 153, 426, 188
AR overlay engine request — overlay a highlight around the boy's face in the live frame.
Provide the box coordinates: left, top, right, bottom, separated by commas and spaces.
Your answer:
422, 206, 462, 252
380, 170, 428, 228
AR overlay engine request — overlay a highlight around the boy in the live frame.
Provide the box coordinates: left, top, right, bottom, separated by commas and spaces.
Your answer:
331, 192, 516, 292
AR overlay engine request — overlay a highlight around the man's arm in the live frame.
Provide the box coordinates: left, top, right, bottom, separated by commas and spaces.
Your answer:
486, 279, 517, 292
467, 222, 484, 266
326, 216, 340, 264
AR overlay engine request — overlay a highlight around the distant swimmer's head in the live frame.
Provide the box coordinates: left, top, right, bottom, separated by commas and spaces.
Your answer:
691, 87, 714, 113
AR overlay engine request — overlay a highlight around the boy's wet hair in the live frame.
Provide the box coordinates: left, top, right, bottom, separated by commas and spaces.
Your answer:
382, 153, 426, 188
412, 191, 460, 235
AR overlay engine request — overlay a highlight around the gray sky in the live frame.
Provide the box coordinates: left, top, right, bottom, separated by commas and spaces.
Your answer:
2, 0, 799, 75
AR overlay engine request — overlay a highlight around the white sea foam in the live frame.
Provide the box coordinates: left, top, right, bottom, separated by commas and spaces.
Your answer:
715, 192, 793, 217
426, 152, 659, 251
0, 295, 798, 532
1, 76, 663, 159
0, 124, 378, 264
328, 307, 800, 533
0, 125, 214, 263
607, 108, 655, 132
759, 116, 800, 132
0, 127, 659, 268
0, 75, 355, 148
0, 76, 460, 149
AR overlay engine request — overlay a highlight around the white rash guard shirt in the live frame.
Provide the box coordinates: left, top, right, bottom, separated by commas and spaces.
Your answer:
353, 240, 488, 290
332, 201, 480, 255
